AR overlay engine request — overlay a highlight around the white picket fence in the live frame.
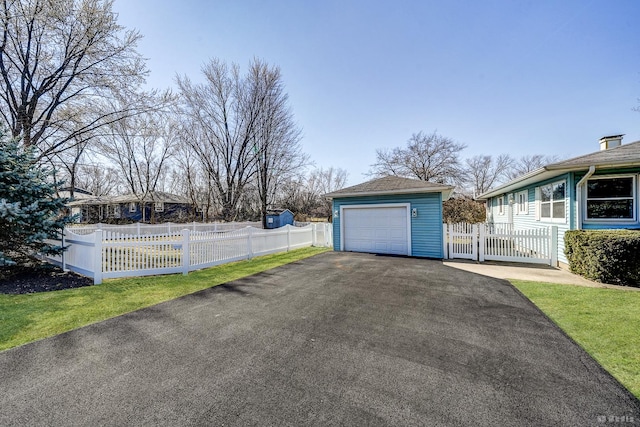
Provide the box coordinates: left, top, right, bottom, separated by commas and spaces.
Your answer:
444, 223, 558, 265
45, 223, 333, 284
67, 221, 262, 236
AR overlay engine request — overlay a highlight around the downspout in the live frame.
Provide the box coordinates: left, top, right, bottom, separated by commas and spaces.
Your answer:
575, 166, 596, 230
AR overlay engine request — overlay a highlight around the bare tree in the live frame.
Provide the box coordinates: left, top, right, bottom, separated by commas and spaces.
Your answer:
0, 0, 148, 159
75, 163, 121, 196
247, 59, 306, 227
464, 154, 513, 197
506, 154, 559, 180
98, 108, 177, 222
166, 138, 213, 221
311, 167, 347, 219
177, 58, 307, 222
177, 60, 257, 221
370, 131, 467, 185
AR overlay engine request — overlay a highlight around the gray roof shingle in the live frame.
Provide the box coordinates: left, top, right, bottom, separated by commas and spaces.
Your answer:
477, 139, 640, 200
324, 175, 454, 199
546, 139, 640, 169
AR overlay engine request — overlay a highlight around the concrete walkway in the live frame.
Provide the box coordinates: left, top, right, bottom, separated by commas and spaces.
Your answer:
443, 259, 638, 290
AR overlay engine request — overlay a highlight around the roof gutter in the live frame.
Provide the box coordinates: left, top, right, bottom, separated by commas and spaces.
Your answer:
575, 165, 596, 230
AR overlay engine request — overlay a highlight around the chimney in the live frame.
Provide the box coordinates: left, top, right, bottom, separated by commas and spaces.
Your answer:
599, 134, 624, 151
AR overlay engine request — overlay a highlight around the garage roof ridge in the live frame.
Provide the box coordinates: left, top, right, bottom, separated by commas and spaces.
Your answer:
324, 175, 454, 199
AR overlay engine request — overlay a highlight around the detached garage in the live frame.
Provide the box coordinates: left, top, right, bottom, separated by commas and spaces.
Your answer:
325, 176, 454, 258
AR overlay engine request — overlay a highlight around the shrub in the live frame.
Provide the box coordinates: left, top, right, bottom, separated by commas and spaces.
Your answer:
564, 230, 640, 287
443, 196, 486, 224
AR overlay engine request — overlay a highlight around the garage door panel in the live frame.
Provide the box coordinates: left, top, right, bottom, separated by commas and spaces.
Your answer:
343, 206, 409, 256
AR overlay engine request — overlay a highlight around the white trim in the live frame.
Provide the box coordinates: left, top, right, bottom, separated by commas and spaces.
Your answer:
327, 187, 454, 200
497, 196, 505, 215
537, 180, 567, 224
129, 202, 136, 213
576, 165, 596, 230
339, 203, 412, 256
154, 201, 165, 212
583, 174, 638, 224
515, 190, 528, 215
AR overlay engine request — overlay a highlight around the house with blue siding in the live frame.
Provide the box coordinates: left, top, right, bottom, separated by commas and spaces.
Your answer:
477, 135, 640, 266
324, 176, 454, 258
68, 191, 195, 223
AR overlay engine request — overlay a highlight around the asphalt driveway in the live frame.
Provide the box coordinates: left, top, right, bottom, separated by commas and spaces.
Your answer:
1, 252, 639, 426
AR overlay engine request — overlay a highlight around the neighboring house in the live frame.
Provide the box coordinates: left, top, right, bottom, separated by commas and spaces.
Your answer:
57, 187, 94, 201
68, 191, 195, 223
325, 176, 454, 258
477, 135, 640, 266
265, 209, 294, 229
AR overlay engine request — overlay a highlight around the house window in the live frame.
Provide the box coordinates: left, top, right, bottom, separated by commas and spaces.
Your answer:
129, 202, 137, 213
113, 204, 121, 219
497, 196, 504, 215
516, 190, 528, 214
154, 202, 164, 212
539, 181, 565, 221
586, 176, 635, 220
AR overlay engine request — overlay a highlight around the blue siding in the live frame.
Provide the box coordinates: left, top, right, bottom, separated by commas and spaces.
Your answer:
266, 210, 294, 229
332, 193, 444, 258
487, 173, 571, 264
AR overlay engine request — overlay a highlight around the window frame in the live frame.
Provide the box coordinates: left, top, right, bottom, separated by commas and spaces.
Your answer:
584, 174, 637, 223
129, 202, 137, 213
515, 190, 528, 215
537, 180, 566, 223
497, 195, 505, 216
154, 201, 165, 212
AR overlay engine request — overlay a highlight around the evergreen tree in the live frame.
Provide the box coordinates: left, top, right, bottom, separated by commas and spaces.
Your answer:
0, 135, 74, 265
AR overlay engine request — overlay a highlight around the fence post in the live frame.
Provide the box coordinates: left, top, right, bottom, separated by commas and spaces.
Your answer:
550, 226, 558, 267
247, 227, 254, 260
61, 229, 67, 271
182, 229, 190, 275
311, 223, 317, 246
479, 224, 485, 262
447, 223, 453, 260
94, 229, 103, 285
442, 224, 448, 259
287, 225, 291, 251
472, 224, 478, 261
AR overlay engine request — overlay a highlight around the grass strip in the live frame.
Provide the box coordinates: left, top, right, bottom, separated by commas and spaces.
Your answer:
0, 247, 329, 352
511, 280, 640, 399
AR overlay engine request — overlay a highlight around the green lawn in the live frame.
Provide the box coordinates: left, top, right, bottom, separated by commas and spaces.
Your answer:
0, 247, 329, 352
512, 280, 640, 399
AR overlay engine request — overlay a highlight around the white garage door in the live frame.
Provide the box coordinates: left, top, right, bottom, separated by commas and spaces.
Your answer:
343, 206, 410, 256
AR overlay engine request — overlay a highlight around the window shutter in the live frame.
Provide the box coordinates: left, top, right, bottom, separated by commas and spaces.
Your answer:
534, 187, 541, 221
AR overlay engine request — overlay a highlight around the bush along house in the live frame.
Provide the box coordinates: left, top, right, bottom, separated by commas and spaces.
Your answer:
68, 191, 196, 224
476, 135, 640, 267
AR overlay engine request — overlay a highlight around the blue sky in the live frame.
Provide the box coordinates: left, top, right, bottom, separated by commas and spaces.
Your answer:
113, 0, 640, 186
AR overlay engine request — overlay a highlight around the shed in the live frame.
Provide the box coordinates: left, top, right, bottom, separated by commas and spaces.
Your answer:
324, 176, 454, 258
265, 209, 295, 229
